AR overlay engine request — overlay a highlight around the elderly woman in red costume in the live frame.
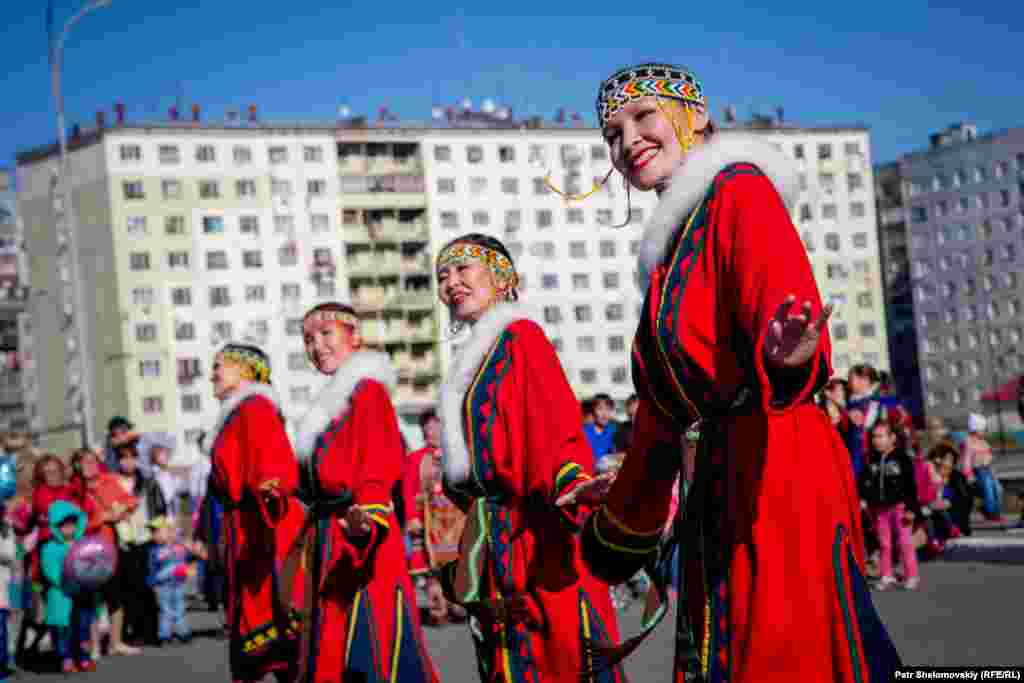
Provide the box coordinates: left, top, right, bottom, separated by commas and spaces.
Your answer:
573, 64, 902, 683
289, 302, 438, 683
435, 233, 626, 683
205, 343, 305, 683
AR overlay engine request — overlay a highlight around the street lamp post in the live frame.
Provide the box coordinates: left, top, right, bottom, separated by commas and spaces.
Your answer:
48, 0, 112, 448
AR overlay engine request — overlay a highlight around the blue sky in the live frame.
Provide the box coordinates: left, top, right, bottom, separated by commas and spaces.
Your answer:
1, 1, 1021, 170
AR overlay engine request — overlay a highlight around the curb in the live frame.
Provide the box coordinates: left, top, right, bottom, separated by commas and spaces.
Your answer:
942, 536, 1024, 564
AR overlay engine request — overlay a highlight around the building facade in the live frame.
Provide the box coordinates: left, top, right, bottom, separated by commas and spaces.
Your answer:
898, 124, 1024, 430
16, 108, 889, 455
0, 169, 30, 432
875, 161, 924, 420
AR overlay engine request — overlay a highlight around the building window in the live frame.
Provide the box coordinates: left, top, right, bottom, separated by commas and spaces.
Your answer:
572, 274, 590, 291
852, 232, 868, 248
271, 179, 293, 197
269, 146, 288, 164
119, 144, 142, 162
158, 145, 180, 164
440, 211, 459, 229
466, 146, 484, 164
580, 369, 597, 384
503, 210, 521, 232
167, 250, 190, 269
129, 252, 150, 271
1002, 243, 1016, 262
859, 323, 877, 338
181, 394, 201, 412
307, 179, 326, 196
235, 179, 257, 198
801, 231, 815, 252
434, 146, 451, 162
543, 306, 562, 324
844, 142, 861, 156
245, 285, 266, 302
499, 177, 519, 195
209, 286, 230, 307
611, 366, 629, 384
578, 336, 596, 352
159, 216, 184, 236
211, 321, 233, 341
232, 146, 252, 164
910, 206, 928, 222
290, 386, 312, 403
608, 335, 625, 352
202, 216, 224, 234
857, 292, 874, 309
464, 210, 486, 228
278, 244, 298, 267
850, 202, 866, 218
127, 216, 148, 236
282, 283, 301, 300
603, 272, 620, 290
847, 173, 863, 192
307, 213, 328, 232
599, 240, 617, 259
596, 209, 612, 226
199, 180, 220, 199
532, 178, 549, 196
123, 181, 145, 200
822, 204, 838, 220
800, 204, 813, 222
132, 287, 154, 306
288, 352, 307, 371
824, 233, 840, 251
196, 145, 216, 163
793, 144, 805, 160
242, 250, 263, 268
574, 305, 592, 323
605, 303, 624, 322
175, 322, 195, 341
161, 180, 181, 199
436, 178, 455, 194
564, 208, 584, 225
536, 210, 553, 229
286, 318, 303, 336
142, 396, 163, 415
303, 146, 324, 163
832, 323, 848, 340
139, 360, 161, 378
171, 287, 191, 306
817, 143, 832, 160
467, 177, 486, 196
234, 215, 258, 236
273, 215, 295, 233
591, 145, 608, 162
206, 251, 228, 270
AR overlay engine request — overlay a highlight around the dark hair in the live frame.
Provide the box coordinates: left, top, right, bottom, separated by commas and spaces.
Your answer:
116, 442, 139, 460
593, 393, 614, 408
818, 377, 848, 409
419, 408, 439, 429
108, 416, 133, 433
849, 364, 879, 384
438, 233, 519, 302
581, 399, 596, 418
927, 441, 959, 466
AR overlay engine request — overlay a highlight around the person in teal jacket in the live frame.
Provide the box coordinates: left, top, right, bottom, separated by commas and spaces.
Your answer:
39, 500, 96, 674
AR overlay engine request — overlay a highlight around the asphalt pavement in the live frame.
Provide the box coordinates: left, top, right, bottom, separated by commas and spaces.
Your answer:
18, 560, 1024, 682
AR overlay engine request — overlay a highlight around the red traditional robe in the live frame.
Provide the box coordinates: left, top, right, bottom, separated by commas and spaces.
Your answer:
439, 304, 627, 683
207, 383, 306, 683
580, 135, 902, 683
292, 351, 439, 683
406, 446, 466, 577
402, 446, 432, 577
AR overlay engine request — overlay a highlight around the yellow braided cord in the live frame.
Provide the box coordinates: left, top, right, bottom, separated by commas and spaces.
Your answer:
601, 503, 665, 538
701, 598, 711, 675
591, 509, 661, 555
543, 166, 615, 203
654, 98, 699, 156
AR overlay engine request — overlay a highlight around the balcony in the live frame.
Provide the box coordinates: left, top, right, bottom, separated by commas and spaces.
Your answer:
399, 250, 431, 276
397, 288, 434, 310
394, 380, 438, 406
346, 251, 401, 276
338, 174, 427, 210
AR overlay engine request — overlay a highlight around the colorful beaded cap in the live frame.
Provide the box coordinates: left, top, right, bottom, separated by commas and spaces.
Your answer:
596, 63, 705, 126
436, 242, 518, 288
302, 310, 360, 335
217, 343, 271, 384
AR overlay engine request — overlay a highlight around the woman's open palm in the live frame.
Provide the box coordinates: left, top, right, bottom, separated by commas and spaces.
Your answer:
764, 295, 833, 369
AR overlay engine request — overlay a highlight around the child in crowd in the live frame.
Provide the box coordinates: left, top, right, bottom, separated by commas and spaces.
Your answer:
0, 493, 15, 681
40, 501, 94, 673
146, 516, 201, 646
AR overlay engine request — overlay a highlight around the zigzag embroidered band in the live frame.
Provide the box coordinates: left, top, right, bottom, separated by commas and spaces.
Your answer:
302, 310, 360, 336
217, 343, 271, 384
597, 63, 705, 126
436, 242, 518, 289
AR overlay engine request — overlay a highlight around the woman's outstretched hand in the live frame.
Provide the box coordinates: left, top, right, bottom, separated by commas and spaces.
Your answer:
764, 295, 833, 369
555, 472, 615, 508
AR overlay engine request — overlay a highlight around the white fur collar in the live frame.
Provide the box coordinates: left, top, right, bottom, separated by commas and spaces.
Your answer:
638, 132, 799, 286
440, 303, 539, 486
204, 383, 280, 456
293, 351, 397, 464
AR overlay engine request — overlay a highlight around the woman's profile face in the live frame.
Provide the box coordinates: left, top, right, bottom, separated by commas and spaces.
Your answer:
603, 97, 706, 192
437, 252, 502, 323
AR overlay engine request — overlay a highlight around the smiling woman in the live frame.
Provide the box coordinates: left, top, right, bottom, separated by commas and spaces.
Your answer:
433, 233, 626, 682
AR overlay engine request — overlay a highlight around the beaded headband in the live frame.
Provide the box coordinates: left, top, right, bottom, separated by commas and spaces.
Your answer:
216, 343, 271, 384
302, 310, 361, 336
596, 63, 705, 126
436, 242, 518, 289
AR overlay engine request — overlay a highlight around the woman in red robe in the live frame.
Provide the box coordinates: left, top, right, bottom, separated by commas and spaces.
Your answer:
576, 63, 902, 682
290, 302, 438, 683
206, 343, 306, 683
435, 233, 626, 683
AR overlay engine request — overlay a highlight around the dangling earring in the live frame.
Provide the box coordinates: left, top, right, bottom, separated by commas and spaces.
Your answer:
543, 166, 614, 203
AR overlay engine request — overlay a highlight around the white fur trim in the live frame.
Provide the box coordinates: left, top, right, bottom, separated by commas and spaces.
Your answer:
204, 383, 281, 456
440, 303, 540, 487
293, 351, 397, 464
638, 133, 800, 286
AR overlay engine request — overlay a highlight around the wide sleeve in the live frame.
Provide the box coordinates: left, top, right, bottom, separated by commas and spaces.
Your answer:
581, 398, 681, 584
237, 396, 300, 526
714, 169, 832, 412
404, 452, 429, 577
507, 320, 596, 530
325, 380, 403, 574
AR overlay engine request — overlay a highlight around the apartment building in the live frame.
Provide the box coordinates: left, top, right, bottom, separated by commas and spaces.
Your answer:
898, 124, 1024, 428
0, 169, 30, 432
